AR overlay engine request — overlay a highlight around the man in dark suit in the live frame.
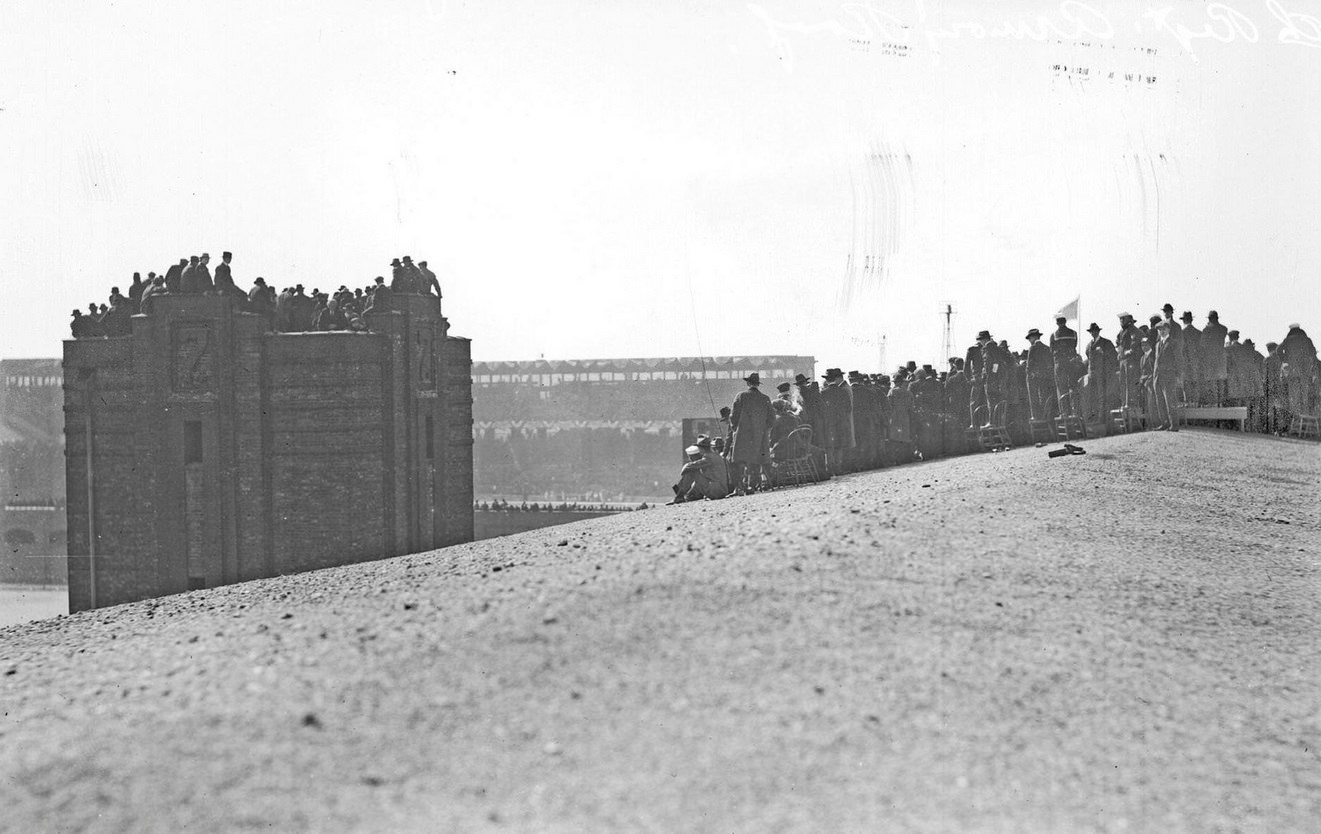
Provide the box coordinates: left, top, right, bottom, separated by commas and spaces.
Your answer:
819, 368, 855, 477
1084, 322, 1117, 431
729, 372, 775, 493
1179, 311, 1202, 405
1024, 328, 1054, 421
1200, 311, 1229, 406
1050, 315, 1080, 416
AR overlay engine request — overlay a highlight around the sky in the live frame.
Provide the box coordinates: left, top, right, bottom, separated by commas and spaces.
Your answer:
2, 0, 1318, 372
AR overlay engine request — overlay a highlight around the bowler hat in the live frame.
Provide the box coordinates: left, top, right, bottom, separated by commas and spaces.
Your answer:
776, 382, 791, 393
1149, 314, 1162, 324
1162, 302, 1174, 312
1026, 328, 1043, 339
1208, 310, 1219, 319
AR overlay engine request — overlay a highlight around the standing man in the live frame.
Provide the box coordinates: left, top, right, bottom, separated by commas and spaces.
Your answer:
195, 253, 214, 293
729, 372, 775, 494
963, 338, 985, 429
1049, 315, 1081, 417
128, 272, 146, 312
1278, 324, 1317, 426
819, 368, 855, 476
1153, 321, 1180, 430
792, 373, 821, 432
1263, 341, 1284, 433
418, 260, 442, 297
980, 330, 1011, 423
1200, 311, 1229, 406
1024, 328, 1055, 421
1179, 311, 1202, 406
165, 258, 187, 294
213, 252, 237, 298
389, 258, 411, 293
180, 255, 200, 293
1084, 322, 1117, 431
1116, 313, 1143, 412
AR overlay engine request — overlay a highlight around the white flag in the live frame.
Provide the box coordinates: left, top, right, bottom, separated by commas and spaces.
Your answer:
1054, 296, 1079, 321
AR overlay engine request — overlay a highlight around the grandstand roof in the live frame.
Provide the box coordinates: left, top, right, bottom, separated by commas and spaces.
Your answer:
472, 355, 814, 375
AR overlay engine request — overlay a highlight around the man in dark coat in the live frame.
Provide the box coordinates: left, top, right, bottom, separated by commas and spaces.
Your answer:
913, 365, 945, 460
847, 371, 877, 471
1153, 321, 1180, 430
70, 309, 97, 338
963, 339, 985, 429
1116, 313, 1144, 412
1083, 322, 1117, 431
1050, 315, 1080, 416
165, 258, 186, 294
1179, 311, 1202, 406
180, 255, 201, 293
729, 372, 775, 493
139, 274, 167, 314
1200, 311, 1229, 406
389, 258, 413, 293
793, 373, 821, 431
1024, 328, 1054, 421
818, 368, 855, 476
128, 273, 145, 312
1278, 324, 1317, 422
942, 361, 969, 456
1263, 341, 1284, 433
195, 253, 214, 293
980, 331, 1012, 423
1225, 330, 1249, 406
213, 252, 241, 299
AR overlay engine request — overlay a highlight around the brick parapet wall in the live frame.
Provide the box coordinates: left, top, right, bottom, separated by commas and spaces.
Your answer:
63, 294, 472, 612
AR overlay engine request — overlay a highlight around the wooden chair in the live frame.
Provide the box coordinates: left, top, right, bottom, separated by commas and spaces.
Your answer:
1288, 414, 1320, 439
975, 402, 1013, 452
771, 425, 821, 486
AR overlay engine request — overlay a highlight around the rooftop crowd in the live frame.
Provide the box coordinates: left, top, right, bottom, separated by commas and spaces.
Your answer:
68, 252, 442, 338
671, 307, 1318, 503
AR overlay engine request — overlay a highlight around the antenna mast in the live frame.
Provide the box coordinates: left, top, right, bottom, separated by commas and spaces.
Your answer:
940, 302, 956, 363
878, 334, 887, 372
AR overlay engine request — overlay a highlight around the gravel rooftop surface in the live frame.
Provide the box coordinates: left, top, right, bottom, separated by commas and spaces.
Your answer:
2, 429, 1319, 833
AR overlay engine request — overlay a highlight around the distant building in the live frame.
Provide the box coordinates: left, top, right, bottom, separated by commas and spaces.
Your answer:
63, 294, 473, 613
471, 355, 815, 500
0, 359, 67, 584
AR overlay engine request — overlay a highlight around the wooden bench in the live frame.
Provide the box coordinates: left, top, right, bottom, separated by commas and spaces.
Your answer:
1178, 406, 1249, 431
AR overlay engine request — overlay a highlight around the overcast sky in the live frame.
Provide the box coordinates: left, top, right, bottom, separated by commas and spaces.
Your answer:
2, 0, 1318, 370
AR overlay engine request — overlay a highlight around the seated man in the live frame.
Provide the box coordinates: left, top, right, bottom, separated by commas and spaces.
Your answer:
668, 436, 729, 504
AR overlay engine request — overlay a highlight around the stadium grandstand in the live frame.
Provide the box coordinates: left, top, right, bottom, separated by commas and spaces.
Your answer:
1, 359, 67, 584
471, 355, 815, 502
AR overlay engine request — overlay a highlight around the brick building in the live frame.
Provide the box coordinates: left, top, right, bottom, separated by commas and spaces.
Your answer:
63, 294, 473, 612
